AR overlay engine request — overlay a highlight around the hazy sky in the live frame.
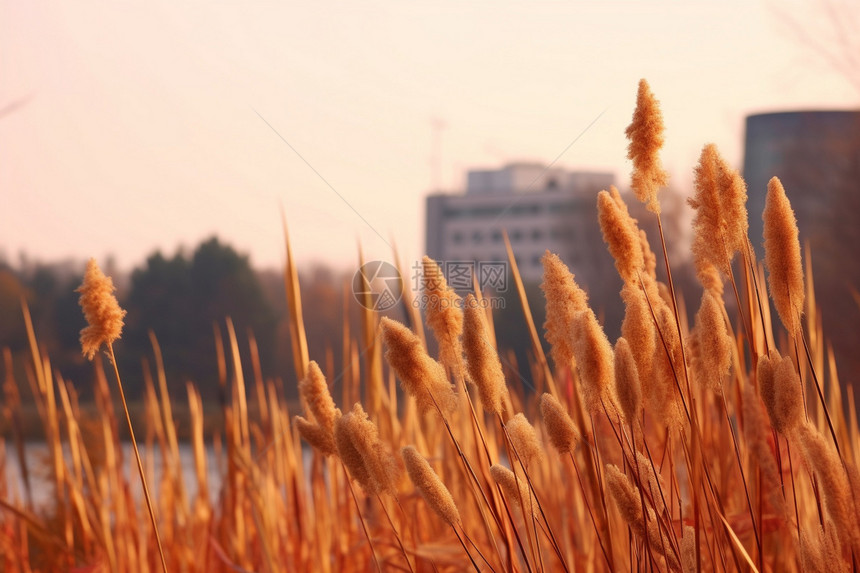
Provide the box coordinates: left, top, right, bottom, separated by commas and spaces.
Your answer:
2, 0, 857, 273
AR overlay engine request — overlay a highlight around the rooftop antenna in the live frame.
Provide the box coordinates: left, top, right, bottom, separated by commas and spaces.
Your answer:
430, 116, 446, 192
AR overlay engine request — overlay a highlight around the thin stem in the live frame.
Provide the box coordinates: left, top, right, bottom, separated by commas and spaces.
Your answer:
107, 344, 168, 573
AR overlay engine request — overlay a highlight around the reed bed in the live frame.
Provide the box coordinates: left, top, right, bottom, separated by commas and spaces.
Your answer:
2, 79, 859, 572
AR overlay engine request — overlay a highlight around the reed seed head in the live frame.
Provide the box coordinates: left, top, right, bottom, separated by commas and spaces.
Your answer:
539, 393, 580, 454
614, 337, 642, 426
77, 258, 127, 360
490, 464, 537, 519
298, 360, 339, 436
626, 79, 668, 214
505, 413, 543, 466
598, 188, 644, 284
763, 177, 805, 336
462, 296, 507, 415
421, 256, 464, 372
380, 317, 458, 417
295, 415, 337, 457
693, 291, 732, 392
334, 403, 400, 495
620, 283, 655, 385
401, 446, 460, 526
571, 309, 616, 416
541, 251, 589, 371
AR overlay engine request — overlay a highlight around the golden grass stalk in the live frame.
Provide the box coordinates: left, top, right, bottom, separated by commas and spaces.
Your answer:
380, 317, 458, 416
540, 251, 588, 372
758, 351, 804, 436
505, 413, 543, 467
571, 308, 616, 416
334, 403, 400, 496
295, 360, 341, 456
490, 464, 538, 520
797, 424, 858, 554
604, 464, 680, 571
692, 291, 732, 392
626, 78, 668, 214
76, 259, 167, 573
613, 337, 642, 427
539, 393, 580, 455
621, 282, 656, 386
763, 176, 805, 337
598, 187, 644, 284
462, 295, 507, 415
421, 256, 465, 374
401, 446, 460, 526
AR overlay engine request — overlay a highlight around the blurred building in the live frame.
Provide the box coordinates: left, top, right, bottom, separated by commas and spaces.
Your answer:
743, 110, 860, 379
425, 162, 615, 283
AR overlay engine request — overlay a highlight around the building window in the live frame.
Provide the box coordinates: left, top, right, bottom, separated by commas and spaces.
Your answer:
472, 230, 483, 244
510, 229, 523, 242
532, 229, 542, 241
491, 230, 503, 243
452, 231, 464, 244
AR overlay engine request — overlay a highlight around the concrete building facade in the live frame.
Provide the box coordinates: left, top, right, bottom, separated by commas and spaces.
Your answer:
425, 162, 615, 284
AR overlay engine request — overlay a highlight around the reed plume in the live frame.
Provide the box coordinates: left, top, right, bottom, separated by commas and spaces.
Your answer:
571, 309, 616, 416
539, 393, 580, 454
758, 351, 803, 435
490, 464, 537, 519
380, 317, 458, 417
626, 78, 668, 214
650, 304, 684, 429
77, 258, 127, 360
295, 360, 341, 456
421, 256, 464, 372
692, 291, 732, 391
614, 337, 642, 427
540, 251, 589, 373
763, 177, 805, 336
604, 464, 679, 571
797, 423, 857, 554
621, 282, 656, 385
401, 446, 460, 526
334, 403, 400, 496
598, 187, 644, 284
506, 413, 543, 467
462, 295, 507, 415
741, 384, 786, 517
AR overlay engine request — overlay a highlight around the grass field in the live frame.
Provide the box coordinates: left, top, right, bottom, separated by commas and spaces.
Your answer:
1, 79, 856, 572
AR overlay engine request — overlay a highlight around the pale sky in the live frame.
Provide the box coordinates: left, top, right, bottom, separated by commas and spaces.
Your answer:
1, 0, 857, 273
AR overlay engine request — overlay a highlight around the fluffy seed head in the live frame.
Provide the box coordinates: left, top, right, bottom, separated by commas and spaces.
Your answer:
626, 79, 668, 214
462, 297, 507, 414
798, 424, 856, 552
490, 464, 537, 519
539, 393, 580, 454
571, 309, 616, 415
760, 351, 804, 435
334, 403, 400, 495
639, 229, 658, 281
620, 283, 655, 385
421, 256, 464, 371
298, 361, 339, 435
541, 251, 589, 371
763, 177, 805, 336
614, 337, 642, 426
77, 259, 126, 360
505, 413, 543, 466
598, 188, 644, 284
690, 144, 727, 272
295, 416, 337, 456
380, 317, 458, 417
401, 446, 460, 525
693, 291, 733, 391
